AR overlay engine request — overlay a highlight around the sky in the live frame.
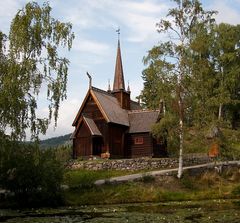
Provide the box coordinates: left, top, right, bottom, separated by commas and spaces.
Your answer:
1, 0, 240, 140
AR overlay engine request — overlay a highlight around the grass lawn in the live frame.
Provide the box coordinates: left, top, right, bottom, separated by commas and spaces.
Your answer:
63, 167, 240, 206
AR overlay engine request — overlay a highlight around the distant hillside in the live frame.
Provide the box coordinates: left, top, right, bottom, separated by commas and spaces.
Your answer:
40, 133, 72, 148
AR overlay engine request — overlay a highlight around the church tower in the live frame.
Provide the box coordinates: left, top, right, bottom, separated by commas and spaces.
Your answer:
111, 37, 130, 110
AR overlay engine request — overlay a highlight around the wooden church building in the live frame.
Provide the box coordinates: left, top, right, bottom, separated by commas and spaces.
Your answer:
72, 40, 167, 159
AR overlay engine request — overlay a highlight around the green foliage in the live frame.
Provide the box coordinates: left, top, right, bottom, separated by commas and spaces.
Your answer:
152, 113, 179, 154
141, 0, 216, 115
40, 133, 72, 148
219, 129, 240, 159
232, 185, 240, 196
140, 174, 155, 183
0, 2, 74, 140
0, 137, 64, 207
54, 145, 72, 164
141, 2, 217, 175
141, 0, 240, 161
64, 170, 97, 190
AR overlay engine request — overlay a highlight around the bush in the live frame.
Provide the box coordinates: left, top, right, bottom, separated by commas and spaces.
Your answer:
140, 174, 155, 183
0, 138, 64, 207
180, 174, 196, 190
232, 185, 240, 196
54, 145, 72, 164
64, 170, 96, 190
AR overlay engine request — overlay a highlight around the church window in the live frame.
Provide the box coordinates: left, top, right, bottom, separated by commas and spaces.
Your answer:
134, 137, 143, 145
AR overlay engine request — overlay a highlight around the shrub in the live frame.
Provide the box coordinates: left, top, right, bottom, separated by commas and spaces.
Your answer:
180, 174, 196, 190
140, 174, 155, 183
232, 185, 240, 196
0, 139, 64, 207
54, 145, 72, 164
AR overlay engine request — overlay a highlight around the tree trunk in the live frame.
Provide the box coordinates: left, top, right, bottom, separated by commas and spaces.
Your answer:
218, 103, 222, 121
177, 118, 184, 178
177, 87, 184, 179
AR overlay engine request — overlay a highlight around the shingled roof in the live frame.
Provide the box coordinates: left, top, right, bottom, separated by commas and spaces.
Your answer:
92, 87, 129, 126
128, 110, 160, 133
83, 116, 102, 136
113, 40, 125, 91
130, 100, 142, 110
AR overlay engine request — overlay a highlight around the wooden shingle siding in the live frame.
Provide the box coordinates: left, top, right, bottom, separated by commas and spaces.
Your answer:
82, 96, 104, 120
95, 120, 109, 152
128, 133, 153, 158
73, 122, 91, 157
109, 124, 127, 158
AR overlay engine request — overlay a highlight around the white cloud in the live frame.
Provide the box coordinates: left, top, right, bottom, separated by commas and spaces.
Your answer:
39, 98, 81, 139
210, 0, 240, 25
73, 38, 111, 55
107, 0, 168, 43
0, 0, 25, 32
59, 0, 116, 30
57, 0, 168, 44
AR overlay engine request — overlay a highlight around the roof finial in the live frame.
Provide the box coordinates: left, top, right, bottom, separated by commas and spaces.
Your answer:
86, 72, 92, 89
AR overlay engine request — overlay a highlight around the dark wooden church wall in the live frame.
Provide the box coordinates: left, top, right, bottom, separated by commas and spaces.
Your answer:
75, 95, 109, 155
81, 96, 104, 120
127, 133, 153, 158
73, 122, 92, 157
108, 124, 127, 158
95, 120, 109, 152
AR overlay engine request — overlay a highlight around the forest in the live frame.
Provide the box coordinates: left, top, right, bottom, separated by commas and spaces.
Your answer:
139, 0, 240, 177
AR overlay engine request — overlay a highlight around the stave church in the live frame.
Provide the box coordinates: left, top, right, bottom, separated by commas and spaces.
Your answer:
72, 38, 167, 159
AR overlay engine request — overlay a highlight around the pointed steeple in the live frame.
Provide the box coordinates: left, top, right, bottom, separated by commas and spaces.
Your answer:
113, 39, 125, 91
107, 79, 111, 92
127, 80, 130, 92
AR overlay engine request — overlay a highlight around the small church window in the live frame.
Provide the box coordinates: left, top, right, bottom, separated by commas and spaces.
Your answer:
134, 137, 143, 145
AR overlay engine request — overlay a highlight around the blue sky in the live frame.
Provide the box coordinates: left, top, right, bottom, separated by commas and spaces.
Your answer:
1, 0, 240, 139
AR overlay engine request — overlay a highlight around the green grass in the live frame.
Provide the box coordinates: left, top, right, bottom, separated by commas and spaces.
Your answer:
63, 168, 240, 206
64, 169, 136, 189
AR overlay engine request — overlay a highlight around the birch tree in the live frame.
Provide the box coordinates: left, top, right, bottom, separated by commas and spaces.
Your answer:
143, 0, 216, 178
0, 2, 74, 140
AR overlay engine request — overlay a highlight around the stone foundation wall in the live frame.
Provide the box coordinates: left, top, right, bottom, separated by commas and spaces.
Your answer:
69, 154, 212, 171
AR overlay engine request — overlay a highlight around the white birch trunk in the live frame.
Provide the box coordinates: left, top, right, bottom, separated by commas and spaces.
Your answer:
177, 118, 184, 178
218, 103, 222, 121
163, 100, 166, 116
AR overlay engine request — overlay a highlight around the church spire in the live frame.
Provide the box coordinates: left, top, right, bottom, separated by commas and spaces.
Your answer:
113, 29, 125, 91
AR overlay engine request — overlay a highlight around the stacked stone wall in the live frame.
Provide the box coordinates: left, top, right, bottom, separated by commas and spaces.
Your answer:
69, 153, 212, 171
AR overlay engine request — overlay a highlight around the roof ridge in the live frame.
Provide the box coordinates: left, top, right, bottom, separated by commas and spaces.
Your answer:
130, 100, 139, 104
91, 86, 115, 97
129, 109, 160, 114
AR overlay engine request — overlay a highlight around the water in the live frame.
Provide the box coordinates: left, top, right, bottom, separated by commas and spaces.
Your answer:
0, 199, 240, 223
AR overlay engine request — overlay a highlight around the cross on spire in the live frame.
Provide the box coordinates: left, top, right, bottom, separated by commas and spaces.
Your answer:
113, 28, 125, 91
116, 27, 120, 40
